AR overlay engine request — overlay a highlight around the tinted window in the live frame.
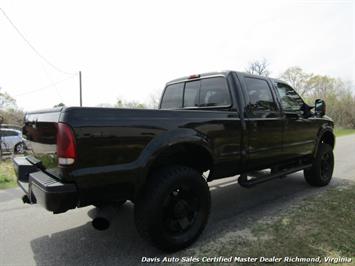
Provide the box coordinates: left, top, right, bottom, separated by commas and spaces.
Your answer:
0, 131, 9, 137
245, 77, 277, 113
160, 83, 184, 109
199, 78, 231, 107
1, 130, 18, 137
161, 77, 231, 109
184, 80, 200, 107
276, 83, 304, 112
9, 131, 19, 137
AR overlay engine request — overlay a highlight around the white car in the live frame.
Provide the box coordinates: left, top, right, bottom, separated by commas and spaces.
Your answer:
0, 128, 26, 154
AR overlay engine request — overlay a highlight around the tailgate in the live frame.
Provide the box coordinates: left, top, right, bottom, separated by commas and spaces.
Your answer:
23, 108, 62, 169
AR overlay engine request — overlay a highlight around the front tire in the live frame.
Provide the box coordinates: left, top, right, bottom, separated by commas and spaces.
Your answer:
304, 143, 334, 186
14, 142, 25, 154
134, 165, 210, 252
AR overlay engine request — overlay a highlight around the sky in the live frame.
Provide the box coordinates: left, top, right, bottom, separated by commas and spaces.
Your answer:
0, 0, 354, 111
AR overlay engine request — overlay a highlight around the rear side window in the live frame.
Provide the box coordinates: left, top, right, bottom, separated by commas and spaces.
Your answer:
199, 78, 231, 107
245, 77, 277, 112
160, 83, 184, 109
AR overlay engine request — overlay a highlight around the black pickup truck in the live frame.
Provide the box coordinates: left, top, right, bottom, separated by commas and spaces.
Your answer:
13, 71, 335, 251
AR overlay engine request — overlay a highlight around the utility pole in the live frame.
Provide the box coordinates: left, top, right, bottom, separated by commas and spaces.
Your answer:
79, 71, 83, 107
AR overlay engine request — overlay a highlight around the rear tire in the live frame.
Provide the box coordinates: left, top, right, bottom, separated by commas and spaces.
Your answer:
304, 143, 334, 186
134, 165, 210, 252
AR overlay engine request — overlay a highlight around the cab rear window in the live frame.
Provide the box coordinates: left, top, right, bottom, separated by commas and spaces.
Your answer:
160, 77, 231, 109
160, 83, 184, 109
199, 78, 231, 107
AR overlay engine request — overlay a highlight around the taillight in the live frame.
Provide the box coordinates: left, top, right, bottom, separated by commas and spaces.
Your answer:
56, 123, 77, 165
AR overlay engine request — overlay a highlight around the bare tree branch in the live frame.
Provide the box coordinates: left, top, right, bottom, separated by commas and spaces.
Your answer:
245, 58, 271, 77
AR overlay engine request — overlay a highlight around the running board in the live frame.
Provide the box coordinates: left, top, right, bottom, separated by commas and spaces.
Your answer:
238, 164, 312, 188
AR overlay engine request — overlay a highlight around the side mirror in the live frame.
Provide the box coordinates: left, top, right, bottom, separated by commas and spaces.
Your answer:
315, 99, 326, 117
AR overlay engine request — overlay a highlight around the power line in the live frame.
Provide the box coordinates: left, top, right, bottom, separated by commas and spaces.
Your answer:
39, 60, 65, 103
14, 74, 77, 97
0, 7, 74, 75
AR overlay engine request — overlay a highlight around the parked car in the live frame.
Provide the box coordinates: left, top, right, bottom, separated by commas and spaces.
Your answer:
13, 71, 334, 251
0, 128, 26, 154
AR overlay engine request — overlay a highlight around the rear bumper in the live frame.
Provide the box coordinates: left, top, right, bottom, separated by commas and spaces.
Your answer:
13, 156, 78, 213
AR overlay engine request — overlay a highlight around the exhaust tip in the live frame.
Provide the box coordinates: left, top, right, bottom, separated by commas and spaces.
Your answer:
22, 195, 31, 204
92, 217, 110, 231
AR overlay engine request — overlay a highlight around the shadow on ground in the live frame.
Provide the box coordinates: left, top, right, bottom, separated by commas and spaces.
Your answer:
30, 174, 350, 265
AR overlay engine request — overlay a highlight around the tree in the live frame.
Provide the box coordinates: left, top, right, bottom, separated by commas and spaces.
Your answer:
115, 98, 146, 109
0, 87, 17, 109
306, 77, 355, 128
0, 109, 24, 126
147, 91, 161, 109
0, 87, 23, 126
280, 68, 355, 128
280, 67, 313, 96
245, 59, 271, 77
96, 103, 114, 108
306, 75, 337, 100
53, 103, 65, 108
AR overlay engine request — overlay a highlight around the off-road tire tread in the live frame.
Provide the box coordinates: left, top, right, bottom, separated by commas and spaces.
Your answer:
304, 143, 334, 186
134, 165, 210, 252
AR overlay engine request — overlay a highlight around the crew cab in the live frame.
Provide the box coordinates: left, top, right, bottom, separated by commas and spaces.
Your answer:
13, 71, 335, 251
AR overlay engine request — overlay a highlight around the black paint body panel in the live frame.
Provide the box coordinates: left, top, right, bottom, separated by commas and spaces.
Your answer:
19, 71, 334, 210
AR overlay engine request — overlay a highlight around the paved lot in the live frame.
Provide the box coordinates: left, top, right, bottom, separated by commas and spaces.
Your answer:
0, 135, 354, 265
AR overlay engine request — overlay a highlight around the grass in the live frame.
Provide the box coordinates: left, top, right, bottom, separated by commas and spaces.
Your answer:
0, 153, 57, 190
191, 185, 355, 266
335, 128, 355, 137
0, 159, 17, 189
35, 154, 57, 168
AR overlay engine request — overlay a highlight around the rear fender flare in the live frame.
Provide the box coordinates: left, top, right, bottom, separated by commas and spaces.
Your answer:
135, 128, 213, 189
